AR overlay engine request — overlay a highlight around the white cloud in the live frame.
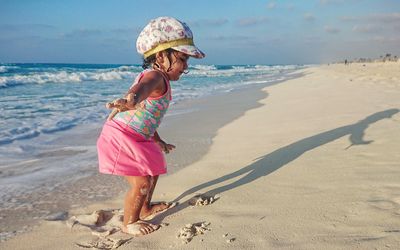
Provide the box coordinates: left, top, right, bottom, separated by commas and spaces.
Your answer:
352, 25, 380, 34
339, 16, 359, 22
266, 1, 295, 10
340, 12, 400, 36
369, 35, 400, 43
324, 26, 340, 34
189, 19, 229, 27
340, 12, 400, 24
209, 34, 251, 41
304, 13, 316, 22
319, 0, 344, 5
62, 29, 102, 39
367, 12, 400, 23
285, 3, 295, 10
237, 17, 269, 27
267, 2, 276, 9
0, 24, 57, 31
110, 27, 141, 34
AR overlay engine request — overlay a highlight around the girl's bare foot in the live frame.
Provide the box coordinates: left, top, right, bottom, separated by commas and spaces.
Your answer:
140, 202, 174, 220
122, 221, 160, 236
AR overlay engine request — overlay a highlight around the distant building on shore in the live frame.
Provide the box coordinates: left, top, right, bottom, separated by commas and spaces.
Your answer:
339, 53, 398, 64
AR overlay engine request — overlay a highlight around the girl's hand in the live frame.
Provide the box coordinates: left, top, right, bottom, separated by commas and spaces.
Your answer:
156, 140, 176, 154
106, 93, 139, 121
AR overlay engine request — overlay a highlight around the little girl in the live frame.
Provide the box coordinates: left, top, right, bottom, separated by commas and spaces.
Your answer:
97, 16, 205, 236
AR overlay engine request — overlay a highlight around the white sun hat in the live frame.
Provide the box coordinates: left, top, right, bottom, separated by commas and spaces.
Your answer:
136, 16, 205, 59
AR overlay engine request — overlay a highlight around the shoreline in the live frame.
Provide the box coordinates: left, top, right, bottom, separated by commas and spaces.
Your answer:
0, 69, 303, 242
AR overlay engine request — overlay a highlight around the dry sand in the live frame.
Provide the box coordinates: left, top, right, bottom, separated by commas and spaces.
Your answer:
1, 62, 400, 249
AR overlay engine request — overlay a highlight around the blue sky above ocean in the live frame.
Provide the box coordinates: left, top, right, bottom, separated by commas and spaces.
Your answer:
0, 0, 399, 64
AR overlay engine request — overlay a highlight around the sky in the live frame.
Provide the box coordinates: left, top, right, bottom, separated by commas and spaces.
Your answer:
0, 0, 399, 65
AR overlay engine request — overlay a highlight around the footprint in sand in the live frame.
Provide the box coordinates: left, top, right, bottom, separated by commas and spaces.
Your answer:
188, 194, 219, 207
177, 222, 211, 244
67, 209, 123, 230
368, 199, 397, 210
392, 196, 400, 205
69, 209, 171, 249
76, 237, 131, 249
67, 209, 131, 249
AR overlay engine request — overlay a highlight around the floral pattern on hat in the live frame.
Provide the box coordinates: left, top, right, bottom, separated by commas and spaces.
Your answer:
136, 16, 205, 59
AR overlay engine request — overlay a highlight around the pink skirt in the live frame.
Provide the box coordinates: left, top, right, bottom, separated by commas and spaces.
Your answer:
97, 120, 167, 176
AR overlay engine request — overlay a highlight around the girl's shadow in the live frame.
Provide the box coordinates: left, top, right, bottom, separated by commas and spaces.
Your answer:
153, 108, 399, 222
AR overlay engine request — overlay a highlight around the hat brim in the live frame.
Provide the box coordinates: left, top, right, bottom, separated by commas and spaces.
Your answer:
171, 45, 205, 59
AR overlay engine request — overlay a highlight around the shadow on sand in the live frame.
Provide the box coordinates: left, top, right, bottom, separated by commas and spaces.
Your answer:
154, 108, 399, 223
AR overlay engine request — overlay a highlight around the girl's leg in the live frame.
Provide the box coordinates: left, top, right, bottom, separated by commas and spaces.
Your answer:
145, 175, 159, 207
122, 175, 159, 235
140, 175, 170, 219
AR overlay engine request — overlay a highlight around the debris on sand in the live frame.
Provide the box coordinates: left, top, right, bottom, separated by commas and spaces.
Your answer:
188, 194, 219, 207
177, 222, 211, 244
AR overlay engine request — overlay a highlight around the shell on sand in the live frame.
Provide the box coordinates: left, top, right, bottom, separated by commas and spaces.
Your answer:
188, 194, 219, 207
177, 222, 211, 244
226, 238, 236, 243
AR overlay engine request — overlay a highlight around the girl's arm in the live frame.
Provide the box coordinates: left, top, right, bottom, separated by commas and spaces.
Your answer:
106, 71, 166, 120
126, 71, 166, 104
153, 131, 176, 154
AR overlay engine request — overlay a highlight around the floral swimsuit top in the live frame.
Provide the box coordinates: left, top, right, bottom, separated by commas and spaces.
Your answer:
113, 70, 171, 139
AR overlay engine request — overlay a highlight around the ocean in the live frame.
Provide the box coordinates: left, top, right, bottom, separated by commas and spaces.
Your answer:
0, 63, 303, 212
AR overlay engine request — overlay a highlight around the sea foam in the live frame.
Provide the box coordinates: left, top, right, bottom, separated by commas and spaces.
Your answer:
0, 69, 138, 87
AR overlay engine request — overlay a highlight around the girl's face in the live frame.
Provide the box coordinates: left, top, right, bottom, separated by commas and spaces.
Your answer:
157, 51, 189, 81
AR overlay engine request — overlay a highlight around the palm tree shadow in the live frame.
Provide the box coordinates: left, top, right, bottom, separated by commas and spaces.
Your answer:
152, 109, 399, 223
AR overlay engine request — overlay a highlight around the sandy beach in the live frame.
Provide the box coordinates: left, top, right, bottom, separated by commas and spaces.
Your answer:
2, 62, 400, 249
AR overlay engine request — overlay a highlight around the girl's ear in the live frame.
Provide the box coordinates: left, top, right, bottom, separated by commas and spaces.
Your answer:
155, 51, 166, 63
154, 51, 164, 70
155, 51, 171, 72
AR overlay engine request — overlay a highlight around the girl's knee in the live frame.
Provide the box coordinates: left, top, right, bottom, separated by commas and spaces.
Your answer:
139, 182, 150, 195
128, 176, 151, 196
